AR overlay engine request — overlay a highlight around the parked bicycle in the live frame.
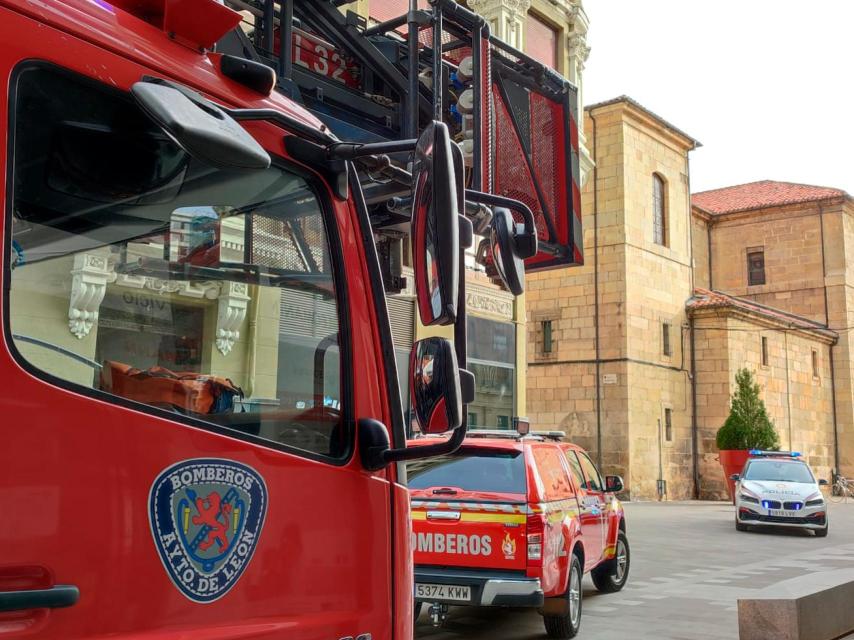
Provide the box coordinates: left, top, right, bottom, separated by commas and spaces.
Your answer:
830, 471, 854, 503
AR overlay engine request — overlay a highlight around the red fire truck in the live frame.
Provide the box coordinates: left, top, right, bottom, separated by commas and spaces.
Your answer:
0, 1, 582, 638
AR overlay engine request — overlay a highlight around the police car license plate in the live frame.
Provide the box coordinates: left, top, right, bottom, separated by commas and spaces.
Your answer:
769, 509, 799, 518
415, 583, 471, 602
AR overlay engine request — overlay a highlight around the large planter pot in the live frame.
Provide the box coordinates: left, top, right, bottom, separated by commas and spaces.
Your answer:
719, 449, 751, 500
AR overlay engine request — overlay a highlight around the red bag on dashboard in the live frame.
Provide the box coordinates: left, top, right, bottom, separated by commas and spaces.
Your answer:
101, 361, 243, 415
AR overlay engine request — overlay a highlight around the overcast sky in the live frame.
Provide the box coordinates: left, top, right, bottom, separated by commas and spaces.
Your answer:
583, 0, 854, 195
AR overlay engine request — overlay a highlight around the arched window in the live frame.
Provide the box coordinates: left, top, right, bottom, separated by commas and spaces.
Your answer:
653, 174, 667, 246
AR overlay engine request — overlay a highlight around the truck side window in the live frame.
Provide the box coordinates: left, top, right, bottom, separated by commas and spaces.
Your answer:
531, 445, 574, 501
575, 452, 604, 492
6, 65, 349, 460
565, 450, 586, 490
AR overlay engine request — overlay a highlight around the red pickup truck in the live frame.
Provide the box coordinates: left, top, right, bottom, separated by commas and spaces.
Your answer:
408, 430, 629, 638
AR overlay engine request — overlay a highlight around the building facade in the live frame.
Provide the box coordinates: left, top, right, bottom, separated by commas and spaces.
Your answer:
525, 97, 844, 500
693, 182, 854, 483
526, 97, 700, 499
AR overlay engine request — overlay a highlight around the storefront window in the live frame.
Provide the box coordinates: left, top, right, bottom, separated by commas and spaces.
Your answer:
467, 316, 516, 428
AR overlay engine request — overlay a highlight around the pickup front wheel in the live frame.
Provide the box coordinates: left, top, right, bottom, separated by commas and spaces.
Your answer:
591, 531, 630, 593
543, 553, 582, 639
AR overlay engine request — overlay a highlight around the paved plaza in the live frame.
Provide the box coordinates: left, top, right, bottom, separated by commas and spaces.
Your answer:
416, 501, 854, 640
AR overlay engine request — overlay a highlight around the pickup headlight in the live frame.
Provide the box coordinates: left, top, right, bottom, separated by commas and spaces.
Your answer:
739, 494, 759, 504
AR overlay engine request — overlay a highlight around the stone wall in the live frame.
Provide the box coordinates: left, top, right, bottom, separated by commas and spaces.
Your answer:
692, 311, 836, 498
527, 98, 697, 498
699, 198, 854, 477
692, 214, 711, 289
526, 103, 628, 479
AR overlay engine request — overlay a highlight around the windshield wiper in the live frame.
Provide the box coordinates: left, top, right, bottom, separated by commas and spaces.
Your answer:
11, 334, 102, 370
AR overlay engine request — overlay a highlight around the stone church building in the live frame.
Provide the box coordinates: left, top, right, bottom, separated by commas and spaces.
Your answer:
526, 96, 851, 500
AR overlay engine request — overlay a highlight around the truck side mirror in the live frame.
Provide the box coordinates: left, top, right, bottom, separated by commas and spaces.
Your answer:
490, 207, 526, 296
730, 474, 740, 482
410, 338, 473, 434
411, 121, 459, 326
131, 79, 270, 170
605, 475, 624, 493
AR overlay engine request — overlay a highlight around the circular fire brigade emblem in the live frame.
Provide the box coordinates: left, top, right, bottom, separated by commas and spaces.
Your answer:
148, 458, 267, 603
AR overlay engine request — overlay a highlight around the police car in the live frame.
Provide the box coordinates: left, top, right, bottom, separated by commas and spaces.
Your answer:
732, 450, 829, 536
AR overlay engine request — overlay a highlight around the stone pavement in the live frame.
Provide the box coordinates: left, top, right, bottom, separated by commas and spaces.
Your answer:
415, 501, 854, 640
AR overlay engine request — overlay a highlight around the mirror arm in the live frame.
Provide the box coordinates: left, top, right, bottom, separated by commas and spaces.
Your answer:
228, 108, 337, 146
464, 190, 537, 259
328, 140, 417, 161
356, 155, 412, 186
383, 423, 468, 466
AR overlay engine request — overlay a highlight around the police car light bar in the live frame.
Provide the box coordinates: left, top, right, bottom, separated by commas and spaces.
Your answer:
749, 449, 801, 458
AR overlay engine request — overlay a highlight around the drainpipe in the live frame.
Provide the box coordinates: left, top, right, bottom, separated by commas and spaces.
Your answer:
818, 204, 840, 473
784, 331, 792, 450
685, 149, 699, 498
656, 416, 667, 502
819, 205, 830, 326
589, 110, 602, 469
707, 220, 713, 290
690, 315, 699, 498
830, 346, 840, 473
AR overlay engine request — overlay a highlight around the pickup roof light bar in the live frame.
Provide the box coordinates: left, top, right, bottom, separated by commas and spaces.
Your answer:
465, 429, 566, 442
749, 450, 802, 458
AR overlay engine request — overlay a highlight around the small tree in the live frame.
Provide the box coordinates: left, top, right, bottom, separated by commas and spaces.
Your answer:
716, 368, 780, 451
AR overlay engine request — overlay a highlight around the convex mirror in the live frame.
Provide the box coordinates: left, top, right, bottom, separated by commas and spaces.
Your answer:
411, 121, 459, 326
490, 207, 526, 296
605, 475, 625, 493
410, 338, 464, 434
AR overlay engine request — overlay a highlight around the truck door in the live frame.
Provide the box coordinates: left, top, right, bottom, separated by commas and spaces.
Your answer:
528, 444, 578, 595
565, 450, 605, 569
0, 17, 392, 639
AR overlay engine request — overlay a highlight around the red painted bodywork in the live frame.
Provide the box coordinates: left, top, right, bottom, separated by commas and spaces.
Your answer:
409, 437, 624, 599
0, 1, 408, 638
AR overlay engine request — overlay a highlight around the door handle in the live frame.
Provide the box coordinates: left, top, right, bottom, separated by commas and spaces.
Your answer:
0, 585, 79, 612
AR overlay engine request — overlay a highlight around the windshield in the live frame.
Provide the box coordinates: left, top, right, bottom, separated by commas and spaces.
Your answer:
408, 450, 527, 495
743, 460, 815, 484
8, 65, 346, 459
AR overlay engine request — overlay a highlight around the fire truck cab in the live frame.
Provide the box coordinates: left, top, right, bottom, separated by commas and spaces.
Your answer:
0, 1, 582, 639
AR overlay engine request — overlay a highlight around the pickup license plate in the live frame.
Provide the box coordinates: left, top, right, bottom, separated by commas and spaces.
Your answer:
415, 583, 471, 602
769, 509, 799, 518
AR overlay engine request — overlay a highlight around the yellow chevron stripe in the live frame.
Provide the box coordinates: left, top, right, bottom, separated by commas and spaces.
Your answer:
410, 511, 526, 524
460, 512, 526, 524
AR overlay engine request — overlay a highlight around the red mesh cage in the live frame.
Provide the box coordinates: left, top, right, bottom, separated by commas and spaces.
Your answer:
530, 92, 567, 244
492, 84, 547, 242
368, 0, 427, 23
490, 64, 582, 269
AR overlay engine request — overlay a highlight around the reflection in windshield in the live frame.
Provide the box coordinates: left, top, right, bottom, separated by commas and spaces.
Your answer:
743, 460, 815, 484
8, 65, 344, 459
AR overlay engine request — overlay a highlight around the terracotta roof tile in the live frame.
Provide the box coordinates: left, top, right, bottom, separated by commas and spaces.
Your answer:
692, 180, 848, 215
687, 288, 837, 339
